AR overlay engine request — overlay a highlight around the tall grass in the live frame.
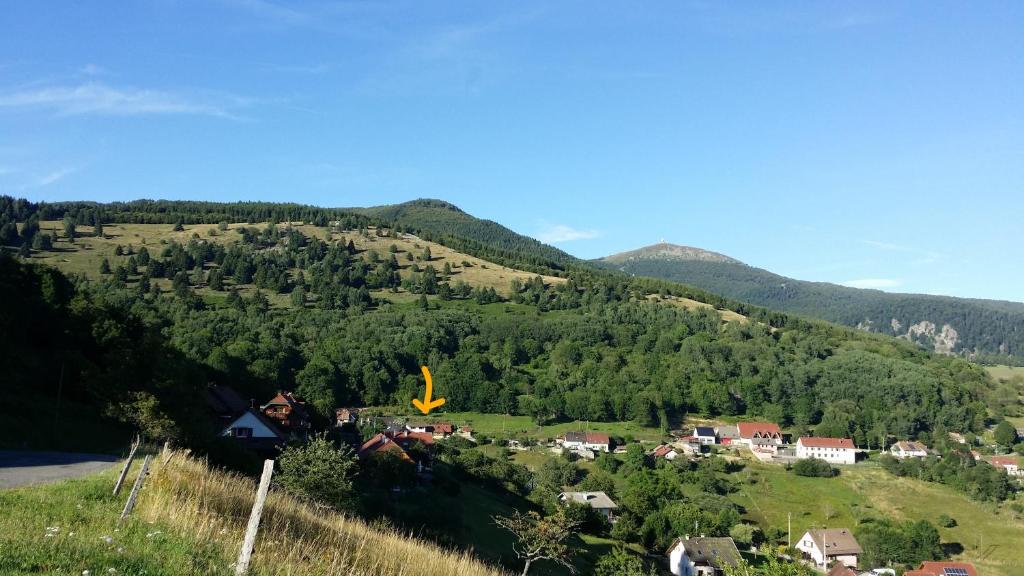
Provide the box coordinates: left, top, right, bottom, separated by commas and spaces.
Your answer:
1, 450, 508, 576
145, 452, 508, 575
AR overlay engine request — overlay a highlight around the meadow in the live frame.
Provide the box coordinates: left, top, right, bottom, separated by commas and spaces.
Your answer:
730, 456, 1024, 576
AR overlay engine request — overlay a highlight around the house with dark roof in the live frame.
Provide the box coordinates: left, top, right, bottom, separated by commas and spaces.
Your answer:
797, 437, 857, 465
558, 431, 611, 452
261, 392, 312, 440
694, 426, 717, 445
221, 408, 287, 453
795, 528, 861, 569
407, 422, 455, 439
826, 564, 857, 576
358, 429, 435, 471
667, 536, 741, 576
206, 385, 249, 424
904, 561, 978, 576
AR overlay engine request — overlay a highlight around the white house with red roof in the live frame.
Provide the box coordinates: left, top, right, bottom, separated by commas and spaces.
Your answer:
990, 455, 1023, 477
737, 422, 784, 446
797, 437, 857, 465
890, 440, 929, 459
558, 431, 611, 452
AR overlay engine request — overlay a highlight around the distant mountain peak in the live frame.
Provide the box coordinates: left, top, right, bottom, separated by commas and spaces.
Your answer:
601, 242, 743, 265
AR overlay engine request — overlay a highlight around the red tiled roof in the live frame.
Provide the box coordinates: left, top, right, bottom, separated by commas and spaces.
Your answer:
433, 423, 454, 434
652, 445, 674, 458
799, 437, 855, 449
737, 422, 782, 439
562, 431, 610, 445
991, 455, 1019, 467
909, 561, 978, 576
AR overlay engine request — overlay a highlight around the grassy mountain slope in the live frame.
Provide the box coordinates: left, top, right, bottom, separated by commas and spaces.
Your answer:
0, 450, 506, 576
598, 244, 1024, 360
353, 198, 581, 274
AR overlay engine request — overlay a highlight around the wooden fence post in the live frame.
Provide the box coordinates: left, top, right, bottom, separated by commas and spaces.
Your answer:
119, 454, 151, 523
112, 439, 140, 496
235, 459, 275, 576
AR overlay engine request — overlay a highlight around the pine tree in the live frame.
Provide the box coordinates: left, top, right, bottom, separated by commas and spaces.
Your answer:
100, 258, 112, 274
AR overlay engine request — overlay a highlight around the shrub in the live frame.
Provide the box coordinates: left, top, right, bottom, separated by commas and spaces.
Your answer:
937, 514, 957, 528
792, 458, 836, 477
276, 435, 359, 510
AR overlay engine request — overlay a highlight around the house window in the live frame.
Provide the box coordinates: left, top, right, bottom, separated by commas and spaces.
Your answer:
233, 427, 253, 438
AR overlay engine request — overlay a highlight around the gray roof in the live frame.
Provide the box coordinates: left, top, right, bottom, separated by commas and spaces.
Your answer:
806, 528, 862, 556
559, 491, 618, 510
668, 537, 741, 569
716, 425, 740, 439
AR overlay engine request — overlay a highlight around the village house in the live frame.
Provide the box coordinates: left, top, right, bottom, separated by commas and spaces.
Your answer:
652, 444, 680, 460
795, 528, 861, 569
261, 392, 312, 440
558, 491, 619, 520
457, 425, 474, 441
990, 455, 1023, 477
666, 536, 741, 576
206, 385, 249, 425
715, 424, 740, 446
335, 407, 359, 427
905, 561, 978, 576
890, 440, 929, 459
737, 422, 784, 446
948, 432, 967, 445
797, 437, 857, 465
221, 408, 287, 453
694, 426, 718, 445
406, 422, 455, 439
558, 431, 611, 452
358, 429, 435, 472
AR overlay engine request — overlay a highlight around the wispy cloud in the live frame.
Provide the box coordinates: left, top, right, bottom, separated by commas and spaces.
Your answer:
35, 166, 78, 187
536, 224, 600, 243
0, 82, 250, 119
77, 63, 106, 77
841, 278, 902, 289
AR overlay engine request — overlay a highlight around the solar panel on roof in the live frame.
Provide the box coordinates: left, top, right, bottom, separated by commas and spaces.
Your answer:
944, 569, 969, 576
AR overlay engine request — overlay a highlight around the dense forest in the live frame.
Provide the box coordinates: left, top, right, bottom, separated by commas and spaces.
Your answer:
598, 252, 1024, 363
0, 196, 1000, 453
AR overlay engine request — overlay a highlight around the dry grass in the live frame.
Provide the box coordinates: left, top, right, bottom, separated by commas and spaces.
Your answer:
141, 452, 507, 576
645, 293, 748, 323
27, 221, 563, 303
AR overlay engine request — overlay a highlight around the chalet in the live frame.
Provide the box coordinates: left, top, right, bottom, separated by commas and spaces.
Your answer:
990, 455, 1023, 477
795, 528, 861, 569
694, 426, 717, 445
558, 491, 618, 520
221, 408, 287, 453
457, 425, 474, 441
558, 431, 611, 452
890, 440, 929, 459
261, 392, 311, 439
335, 407, 359, 427
652, 444, 680, 460
905, 561, 978, 576
796, 437, 857, 465
667, 536, 741, 576
737, 422, 783, 446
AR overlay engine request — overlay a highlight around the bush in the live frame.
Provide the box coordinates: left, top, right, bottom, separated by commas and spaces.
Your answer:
792, 458, 836, 477
937, 514, 957, 528
276, 435, 358, 510
729, 523, 762, 549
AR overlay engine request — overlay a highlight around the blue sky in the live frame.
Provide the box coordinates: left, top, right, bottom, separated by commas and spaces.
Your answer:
1, 1, 1022, 301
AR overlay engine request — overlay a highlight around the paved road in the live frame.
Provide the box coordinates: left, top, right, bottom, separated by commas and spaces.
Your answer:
0, 450, 119, 489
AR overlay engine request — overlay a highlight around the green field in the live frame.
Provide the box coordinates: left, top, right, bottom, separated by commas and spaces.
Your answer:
411, 410, 667, 443
730, 458, 1024, 576
987, 365, 1024, 382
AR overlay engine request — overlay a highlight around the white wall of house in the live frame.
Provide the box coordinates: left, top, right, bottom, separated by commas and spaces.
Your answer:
668, 543, 718, 576
223, 412, 279, 438
796, 443, 856, 465
795, 533, 825, 565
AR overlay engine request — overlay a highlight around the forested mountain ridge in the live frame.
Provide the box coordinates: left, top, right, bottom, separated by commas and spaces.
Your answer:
2, 195, 1006, 453
597, 243, 1024, 362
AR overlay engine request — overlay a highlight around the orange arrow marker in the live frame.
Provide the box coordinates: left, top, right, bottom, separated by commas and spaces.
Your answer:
412, 365, 445, 415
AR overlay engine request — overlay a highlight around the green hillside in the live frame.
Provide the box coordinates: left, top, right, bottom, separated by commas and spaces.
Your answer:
598, 244, 1024, 362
